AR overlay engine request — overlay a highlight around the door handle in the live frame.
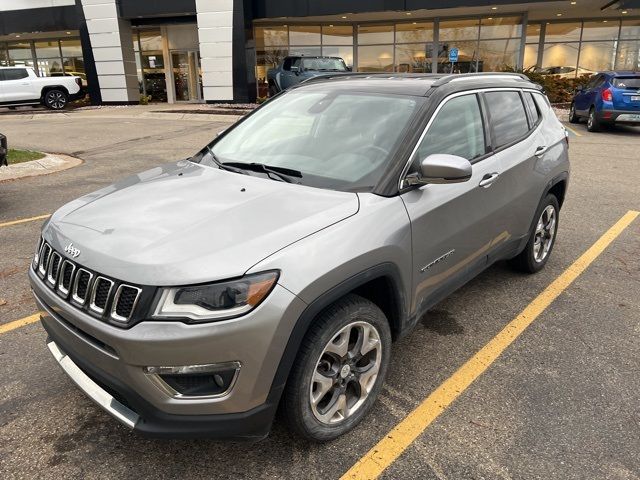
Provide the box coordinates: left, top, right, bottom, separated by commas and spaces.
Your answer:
534, 145, 548, 157
21, 82, 30, 85
479, 172, 500, 188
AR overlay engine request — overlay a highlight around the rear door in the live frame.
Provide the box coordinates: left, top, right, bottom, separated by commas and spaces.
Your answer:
610, 75, 640, 113
574, 74, 603, 114
401, 92, 508, 315
2, 68, 37, 101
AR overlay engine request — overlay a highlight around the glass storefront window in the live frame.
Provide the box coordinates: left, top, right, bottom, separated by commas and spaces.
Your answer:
524, 44, 539, 69
439, 19, 479, 41
7, 42, 34, 67
0, 45, 7, 66
437, 40, 479, 73
357, 25, 393, 45
136, 29, 167, 102
544, 22, 582, 43
357, 45, 394, 72
578, 41, 616, 73
255, 26, 288, 48
615, 40, 640, 70
289, 46, 321, 56
395, 22, 433, 43
35, 40, 60, 59
541, 42, 579, 77
620, 20, 640, 39
63, 57, 85, 79
395, 43, 431, 72
322, 45, 353, 67
581, 21, 620, 41
480, 16, 522, 39
322, 25, 353, 45
478, 39, 520, 71
526, 23, 542, 44
60, 38, 82, 57
289, 25, 320, 45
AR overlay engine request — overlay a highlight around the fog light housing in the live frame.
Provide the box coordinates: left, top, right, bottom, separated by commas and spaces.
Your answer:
144, 362, 241, 398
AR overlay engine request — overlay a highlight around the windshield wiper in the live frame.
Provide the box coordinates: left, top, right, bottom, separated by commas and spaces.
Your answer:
205, 145, 247, 175
223, 162, 302, 183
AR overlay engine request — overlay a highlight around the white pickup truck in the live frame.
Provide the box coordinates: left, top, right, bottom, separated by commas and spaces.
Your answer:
0, 66, 84, 110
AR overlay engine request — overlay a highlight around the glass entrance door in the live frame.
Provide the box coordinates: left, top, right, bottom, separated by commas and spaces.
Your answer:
171, 50, 202, 102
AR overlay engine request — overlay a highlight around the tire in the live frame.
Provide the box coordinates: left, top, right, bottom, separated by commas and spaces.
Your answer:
586, 106, 601, 132
509, 194, 560, 274
282, 294, 392, 442
568, 102, 580, 124
43, 89, 68, 110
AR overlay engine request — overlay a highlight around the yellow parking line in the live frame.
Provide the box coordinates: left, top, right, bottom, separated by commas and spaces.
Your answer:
0, 313, 42, 335
341, 210, 639, 480
0, 214, 50, 228
564, 124, 582, 137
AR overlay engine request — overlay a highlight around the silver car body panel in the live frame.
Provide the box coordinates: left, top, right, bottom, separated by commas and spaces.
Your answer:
30, 77, 570, 435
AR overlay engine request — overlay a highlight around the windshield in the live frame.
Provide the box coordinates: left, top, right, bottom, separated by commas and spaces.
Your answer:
198, 89, 422, 191
301, 58, 347, 71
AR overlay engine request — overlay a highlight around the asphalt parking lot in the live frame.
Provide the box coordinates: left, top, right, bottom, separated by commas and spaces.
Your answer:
0, 109, 639, 479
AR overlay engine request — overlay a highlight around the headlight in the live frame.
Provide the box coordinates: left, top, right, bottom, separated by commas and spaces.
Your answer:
152, 271, 279, 322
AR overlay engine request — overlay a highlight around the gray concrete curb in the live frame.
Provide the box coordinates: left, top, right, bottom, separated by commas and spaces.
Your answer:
0, 153, 83, 182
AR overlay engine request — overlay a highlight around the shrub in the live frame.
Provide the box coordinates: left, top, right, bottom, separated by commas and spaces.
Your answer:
503, 66, 592, 104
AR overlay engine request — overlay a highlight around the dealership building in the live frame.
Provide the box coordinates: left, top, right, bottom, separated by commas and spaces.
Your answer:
1, 0, 639, 104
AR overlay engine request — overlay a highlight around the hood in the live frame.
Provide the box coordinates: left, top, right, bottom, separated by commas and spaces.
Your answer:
46, 161, 359, 286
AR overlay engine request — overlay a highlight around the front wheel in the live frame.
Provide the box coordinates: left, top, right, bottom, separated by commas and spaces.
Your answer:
509, 194, 560, 274
43, 89, 68, 110
282, 294, 391, 442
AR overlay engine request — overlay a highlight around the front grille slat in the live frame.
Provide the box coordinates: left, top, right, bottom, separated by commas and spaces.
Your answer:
34, 238, 142, 325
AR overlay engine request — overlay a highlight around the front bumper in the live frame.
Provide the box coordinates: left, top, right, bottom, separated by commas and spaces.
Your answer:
30, 267, 307, 438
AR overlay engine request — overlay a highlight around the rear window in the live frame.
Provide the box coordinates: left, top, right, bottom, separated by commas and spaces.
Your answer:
613, 77, 640, 89
1, 68, 29, 81
485, 91, 529, 149
523, 92, 540, 126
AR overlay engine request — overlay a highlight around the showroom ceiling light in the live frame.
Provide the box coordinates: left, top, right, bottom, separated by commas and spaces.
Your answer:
622, 10, 628, 14
570, 1, 576, 4
491, 6, 498, 10
341, 15, 347, 19
557, 13, 563, 16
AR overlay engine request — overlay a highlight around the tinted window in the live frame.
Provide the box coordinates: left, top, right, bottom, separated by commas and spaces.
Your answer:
523, 92, 540, 126
282, 58, 293, 71
2, 68, 29, 80
485, 91, 529, 148
613, 77, 640, 89
415, 94, 486, 162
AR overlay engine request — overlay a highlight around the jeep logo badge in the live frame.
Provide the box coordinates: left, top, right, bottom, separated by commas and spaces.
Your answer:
64, 242, 81, 258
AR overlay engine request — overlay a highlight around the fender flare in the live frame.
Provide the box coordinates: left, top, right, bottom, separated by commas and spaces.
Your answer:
40, 85, 70, 98
265, 262, 407, 405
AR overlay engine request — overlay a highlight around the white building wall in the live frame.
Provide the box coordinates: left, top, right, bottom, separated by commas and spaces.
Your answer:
81, 0, 138, 103
196, 0, 234, 101
0, 0, 75, 11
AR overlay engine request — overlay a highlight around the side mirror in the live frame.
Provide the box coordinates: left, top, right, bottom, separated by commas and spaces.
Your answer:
405, 154, 472, 187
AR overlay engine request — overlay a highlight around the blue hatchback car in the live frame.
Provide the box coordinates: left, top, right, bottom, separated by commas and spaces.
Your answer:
569, 71, 640, 132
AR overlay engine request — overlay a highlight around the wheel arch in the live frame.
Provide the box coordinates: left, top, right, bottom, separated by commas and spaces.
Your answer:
40, 85, 70, 98
266, 263, 407, 406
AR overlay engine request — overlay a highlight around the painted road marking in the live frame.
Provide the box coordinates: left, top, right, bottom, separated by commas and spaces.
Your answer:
341, 210, 639, 480
0, 214, 50, 228
0, 313, 42, 335
564, 124, 582, 137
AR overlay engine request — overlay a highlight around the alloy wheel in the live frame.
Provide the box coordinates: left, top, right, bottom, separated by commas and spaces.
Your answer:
310, 321, 382, 424
46, 91, 66, 109
533, 205, 556, 263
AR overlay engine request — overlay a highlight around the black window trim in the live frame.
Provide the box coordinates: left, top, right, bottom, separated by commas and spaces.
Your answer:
522, 91, 542, 130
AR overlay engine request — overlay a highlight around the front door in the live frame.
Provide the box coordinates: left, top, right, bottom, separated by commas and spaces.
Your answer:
171, 51, 202, 102
2, 68, 38, 101
401, 93, 507, 317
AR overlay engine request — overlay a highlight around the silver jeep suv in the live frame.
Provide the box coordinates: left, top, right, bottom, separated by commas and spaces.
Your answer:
30, 73, 569, 442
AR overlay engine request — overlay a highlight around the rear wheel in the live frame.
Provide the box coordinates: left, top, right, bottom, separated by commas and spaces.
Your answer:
43, 89, 68, 110
282, 294, 391, 442
568, 102, 580, 124
586, 107, 601, 132
509, 194, 560, 274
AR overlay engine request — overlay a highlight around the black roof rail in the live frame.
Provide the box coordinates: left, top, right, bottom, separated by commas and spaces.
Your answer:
431, 72, 530, 87
298, 72, 438, 86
